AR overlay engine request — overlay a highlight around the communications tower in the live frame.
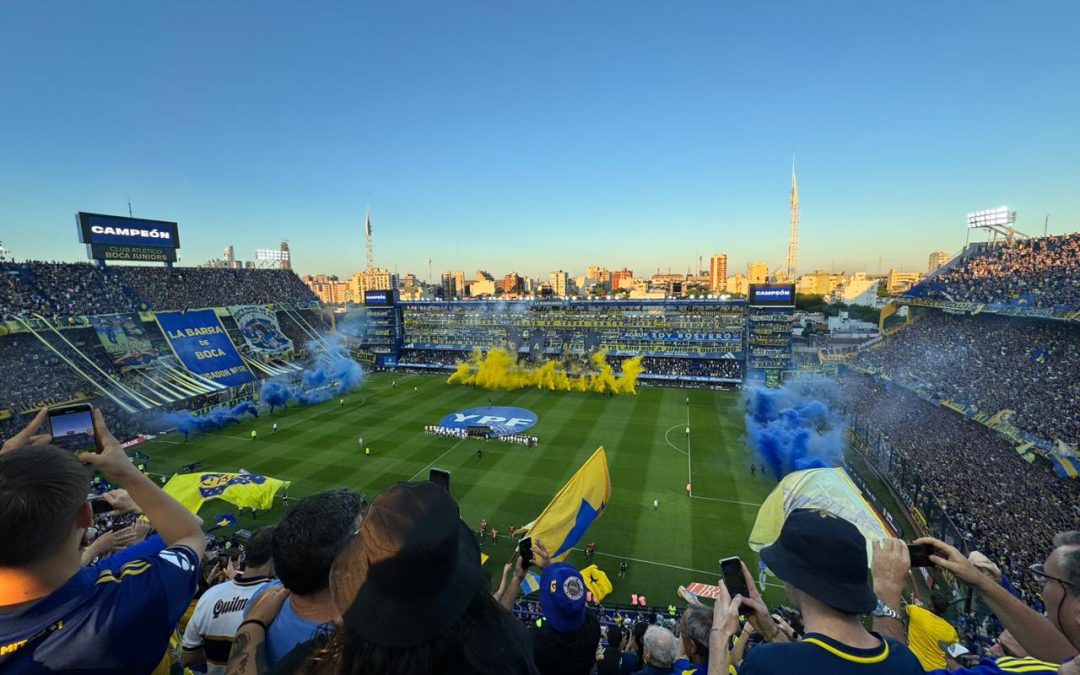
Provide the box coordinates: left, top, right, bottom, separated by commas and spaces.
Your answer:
364, 209, 375, 270
787, 155, 799, 280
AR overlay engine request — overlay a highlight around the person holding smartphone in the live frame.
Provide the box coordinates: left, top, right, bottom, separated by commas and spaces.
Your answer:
707, 509, 924, 675
0, 408, 207, 674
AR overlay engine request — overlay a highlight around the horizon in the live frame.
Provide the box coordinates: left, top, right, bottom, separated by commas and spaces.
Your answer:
2, 1, 1078, 279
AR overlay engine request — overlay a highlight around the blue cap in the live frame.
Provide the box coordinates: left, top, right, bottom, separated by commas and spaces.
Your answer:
539, 563, 587, 632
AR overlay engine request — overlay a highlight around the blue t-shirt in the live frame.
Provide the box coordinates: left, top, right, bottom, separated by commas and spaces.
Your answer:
247, 581, 332, 667
738, 632, 923, 675
0, 544, 199, 674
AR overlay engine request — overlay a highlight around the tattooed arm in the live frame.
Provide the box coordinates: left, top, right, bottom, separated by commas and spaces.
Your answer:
226, 586, 289, 675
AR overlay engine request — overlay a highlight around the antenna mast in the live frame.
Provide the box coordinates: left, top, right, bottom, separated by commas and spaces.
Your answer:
787, 154, 799, 279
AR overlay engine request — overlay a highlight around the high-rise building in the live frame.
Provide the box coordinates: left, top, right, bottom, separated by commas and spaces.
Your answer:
726, 274, 749, 295
501, 273, 523, 295
453, 271, 466, 298
440, 271, 453, 299
747, 261, 769, 284
549, 269, 570, 297
302, 274, 353, 304
586, 266, 601, 280
886, 269, 922, 295
611, 268, 633, 291
928, 251, 951, 274
709, 253, 728, 292
279, 240, 291, 270
350, 268, 392, 302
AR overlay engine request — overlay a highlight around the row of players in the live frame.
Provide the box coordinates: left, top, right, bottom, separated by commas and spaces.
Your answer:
423, 424, 539, 447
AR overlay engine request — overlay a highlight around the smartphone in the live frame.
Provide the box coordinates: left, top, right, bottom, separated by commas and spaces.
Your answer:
89, 496, 112, 515
429, 468, 451, 493
908, 543, 936, 568
48, 404, 99, 453
518, 536, 534, 567
720, 556, 749, 597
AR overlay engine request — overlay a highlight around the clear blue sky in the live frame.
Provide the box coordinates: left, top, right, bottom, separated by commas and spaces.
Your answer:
2, 1, 1077, 280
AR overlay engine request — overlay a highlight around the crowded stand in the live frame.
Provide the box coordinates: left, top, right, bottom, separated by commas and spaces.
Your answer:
0, 261, 318, 318
842, 373, 1080, 602
910, 233, 1080, 310
855, 311, 1080, 446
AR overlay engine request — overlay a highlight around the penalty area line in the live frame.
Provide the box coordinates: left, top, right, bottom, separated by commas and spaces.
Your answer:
663, 424, 689, 457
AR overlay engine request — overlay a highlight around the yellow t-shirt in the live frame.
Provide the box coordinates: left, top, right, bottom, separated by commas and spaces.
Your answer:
906, 604, 959, 671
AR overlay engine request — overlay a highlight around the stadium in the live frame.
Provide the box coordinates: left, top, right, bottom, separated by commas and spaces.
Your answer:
2, 221, 1079, 672
3, 6, 1080, 674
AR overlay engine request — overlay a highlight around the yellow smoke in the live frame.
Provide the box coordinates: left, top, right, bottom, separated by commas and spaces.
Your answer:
446, 348, 643, 395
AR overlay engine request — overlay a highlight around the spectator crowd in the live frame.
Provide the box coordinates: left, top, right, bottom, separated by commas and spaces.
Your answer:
1, 261, 318, 319
855, 311, 1080, 446
842, 373, 1080, 601
914, 232, 1080, 310
3, 404, 1080, 674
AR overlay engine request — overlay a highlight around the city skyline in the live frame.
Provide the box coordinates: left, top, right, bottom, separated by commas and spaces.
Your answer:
2, 2, 1078, 278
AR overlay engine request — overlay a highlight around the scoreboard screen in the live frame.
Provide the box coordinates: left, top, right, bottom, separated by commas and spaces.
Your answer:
77, 212, 181, 262
748, 284, 796, 307
364, 290, 396, 306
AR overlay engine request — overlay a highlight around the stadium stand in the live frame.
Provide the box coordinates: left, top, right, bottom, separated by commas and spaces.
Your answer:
854, 311, 1080, 446
843, 373, 1080, 603
0, 261, 318, 317
907, 233, 1080, 310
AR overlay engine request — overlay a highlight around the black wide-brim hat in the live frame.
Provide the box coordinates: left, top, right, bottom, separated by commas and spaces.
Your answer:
760, 508, 877, 615
340, 481, 481, 648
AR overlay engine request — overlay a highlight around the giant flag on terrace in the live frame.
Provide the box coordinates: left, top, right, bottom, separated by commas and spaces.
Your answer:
155, 309, 254, 387
519, 447, 610, 561
164, 472, 290, 513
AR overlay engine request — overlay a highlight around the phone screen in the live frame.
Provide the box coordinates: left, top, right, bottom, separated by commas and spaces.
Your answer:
429, 468, 451, 492
90, 497, 112, 515
720, 556, 749, 597
907, 543, 936, 568
49, 405, 98, 453
518, 536, 534, 566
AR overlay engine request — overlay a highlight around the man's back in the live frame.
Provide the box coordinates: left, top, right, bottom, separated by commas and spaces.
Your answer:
182, 574, 271, 674
906, 605, 959, 671
738, 633, 924, 675
530, 613, 601, 675
0, 545, 199, 674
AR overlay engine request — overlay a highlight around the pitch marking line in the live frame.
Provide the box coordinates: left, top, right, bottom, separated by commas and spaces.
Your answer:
663, 424, 689, 457
690, 494, 762, 507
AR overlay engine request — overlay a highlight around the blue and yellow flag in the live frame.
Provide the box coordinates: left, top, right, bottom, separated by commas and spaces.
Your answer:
519, 570, 542, 596
164, 472, 291, 513
580, 564, 613, 603
1052, 455, 1080, 479
520, 447, 610, 561
208, 513, 238, 531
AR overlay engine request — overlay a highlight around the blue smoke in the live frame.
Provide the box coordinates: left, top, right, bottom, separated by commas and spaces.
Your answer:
259, 334, 366, 408
744, 377, 846, 480
167, 401, 259, 437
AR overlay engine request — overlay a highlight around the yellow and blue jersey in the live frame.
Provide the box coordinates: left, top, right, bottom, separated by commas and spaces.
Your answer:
0, 544, 199, 674
738, 632, 924, 675
929, 655, 1060, 674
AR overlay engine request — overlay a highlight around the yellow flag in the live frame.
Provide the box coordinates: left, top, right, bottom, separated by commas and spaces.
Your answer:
519, 447, 610, 561
580, 564, 613, 602
163, 472, 290, 514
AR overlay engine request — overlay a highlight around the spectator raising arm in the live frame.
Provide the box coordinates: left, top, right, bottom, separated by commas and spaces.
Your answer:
79, 409, 206, 559
871, 537, 912, 644
917, 536, 1078, 663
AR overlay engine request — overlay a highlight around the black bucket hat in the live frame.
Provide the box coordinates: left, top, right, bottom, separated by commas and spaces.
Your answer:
340, 481, 481, 648
760, 508, 877, 615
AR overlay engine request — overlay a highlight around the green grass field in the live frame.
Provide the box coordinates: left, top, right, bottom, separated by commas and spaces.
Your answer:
143, 372, 785, 606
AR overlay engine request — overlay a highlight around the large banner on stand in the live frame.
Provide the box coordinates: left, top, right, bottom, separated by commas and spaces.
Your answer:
155, 310, 255, 387
229, 305, 294, 355
89, 313, 157, 367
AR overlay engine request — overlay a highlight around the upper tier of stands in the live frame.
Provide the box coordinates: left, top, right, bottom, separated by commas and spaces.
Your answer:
0, 262, 318, 318
906, 232, 1080, 310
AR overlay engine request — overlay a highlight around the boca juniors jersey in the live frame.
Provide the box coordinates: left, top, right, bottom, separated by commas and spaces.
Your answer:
0, 545, 199, 674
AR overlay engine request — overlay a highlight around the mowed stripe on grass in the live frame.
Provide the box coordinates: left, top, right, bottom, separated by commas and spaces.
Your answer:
142, 373, 785, 605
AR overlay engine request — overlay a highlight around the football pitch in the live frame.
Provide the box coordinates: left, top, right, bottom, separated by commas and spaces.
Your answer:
143, 372, 784, 606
